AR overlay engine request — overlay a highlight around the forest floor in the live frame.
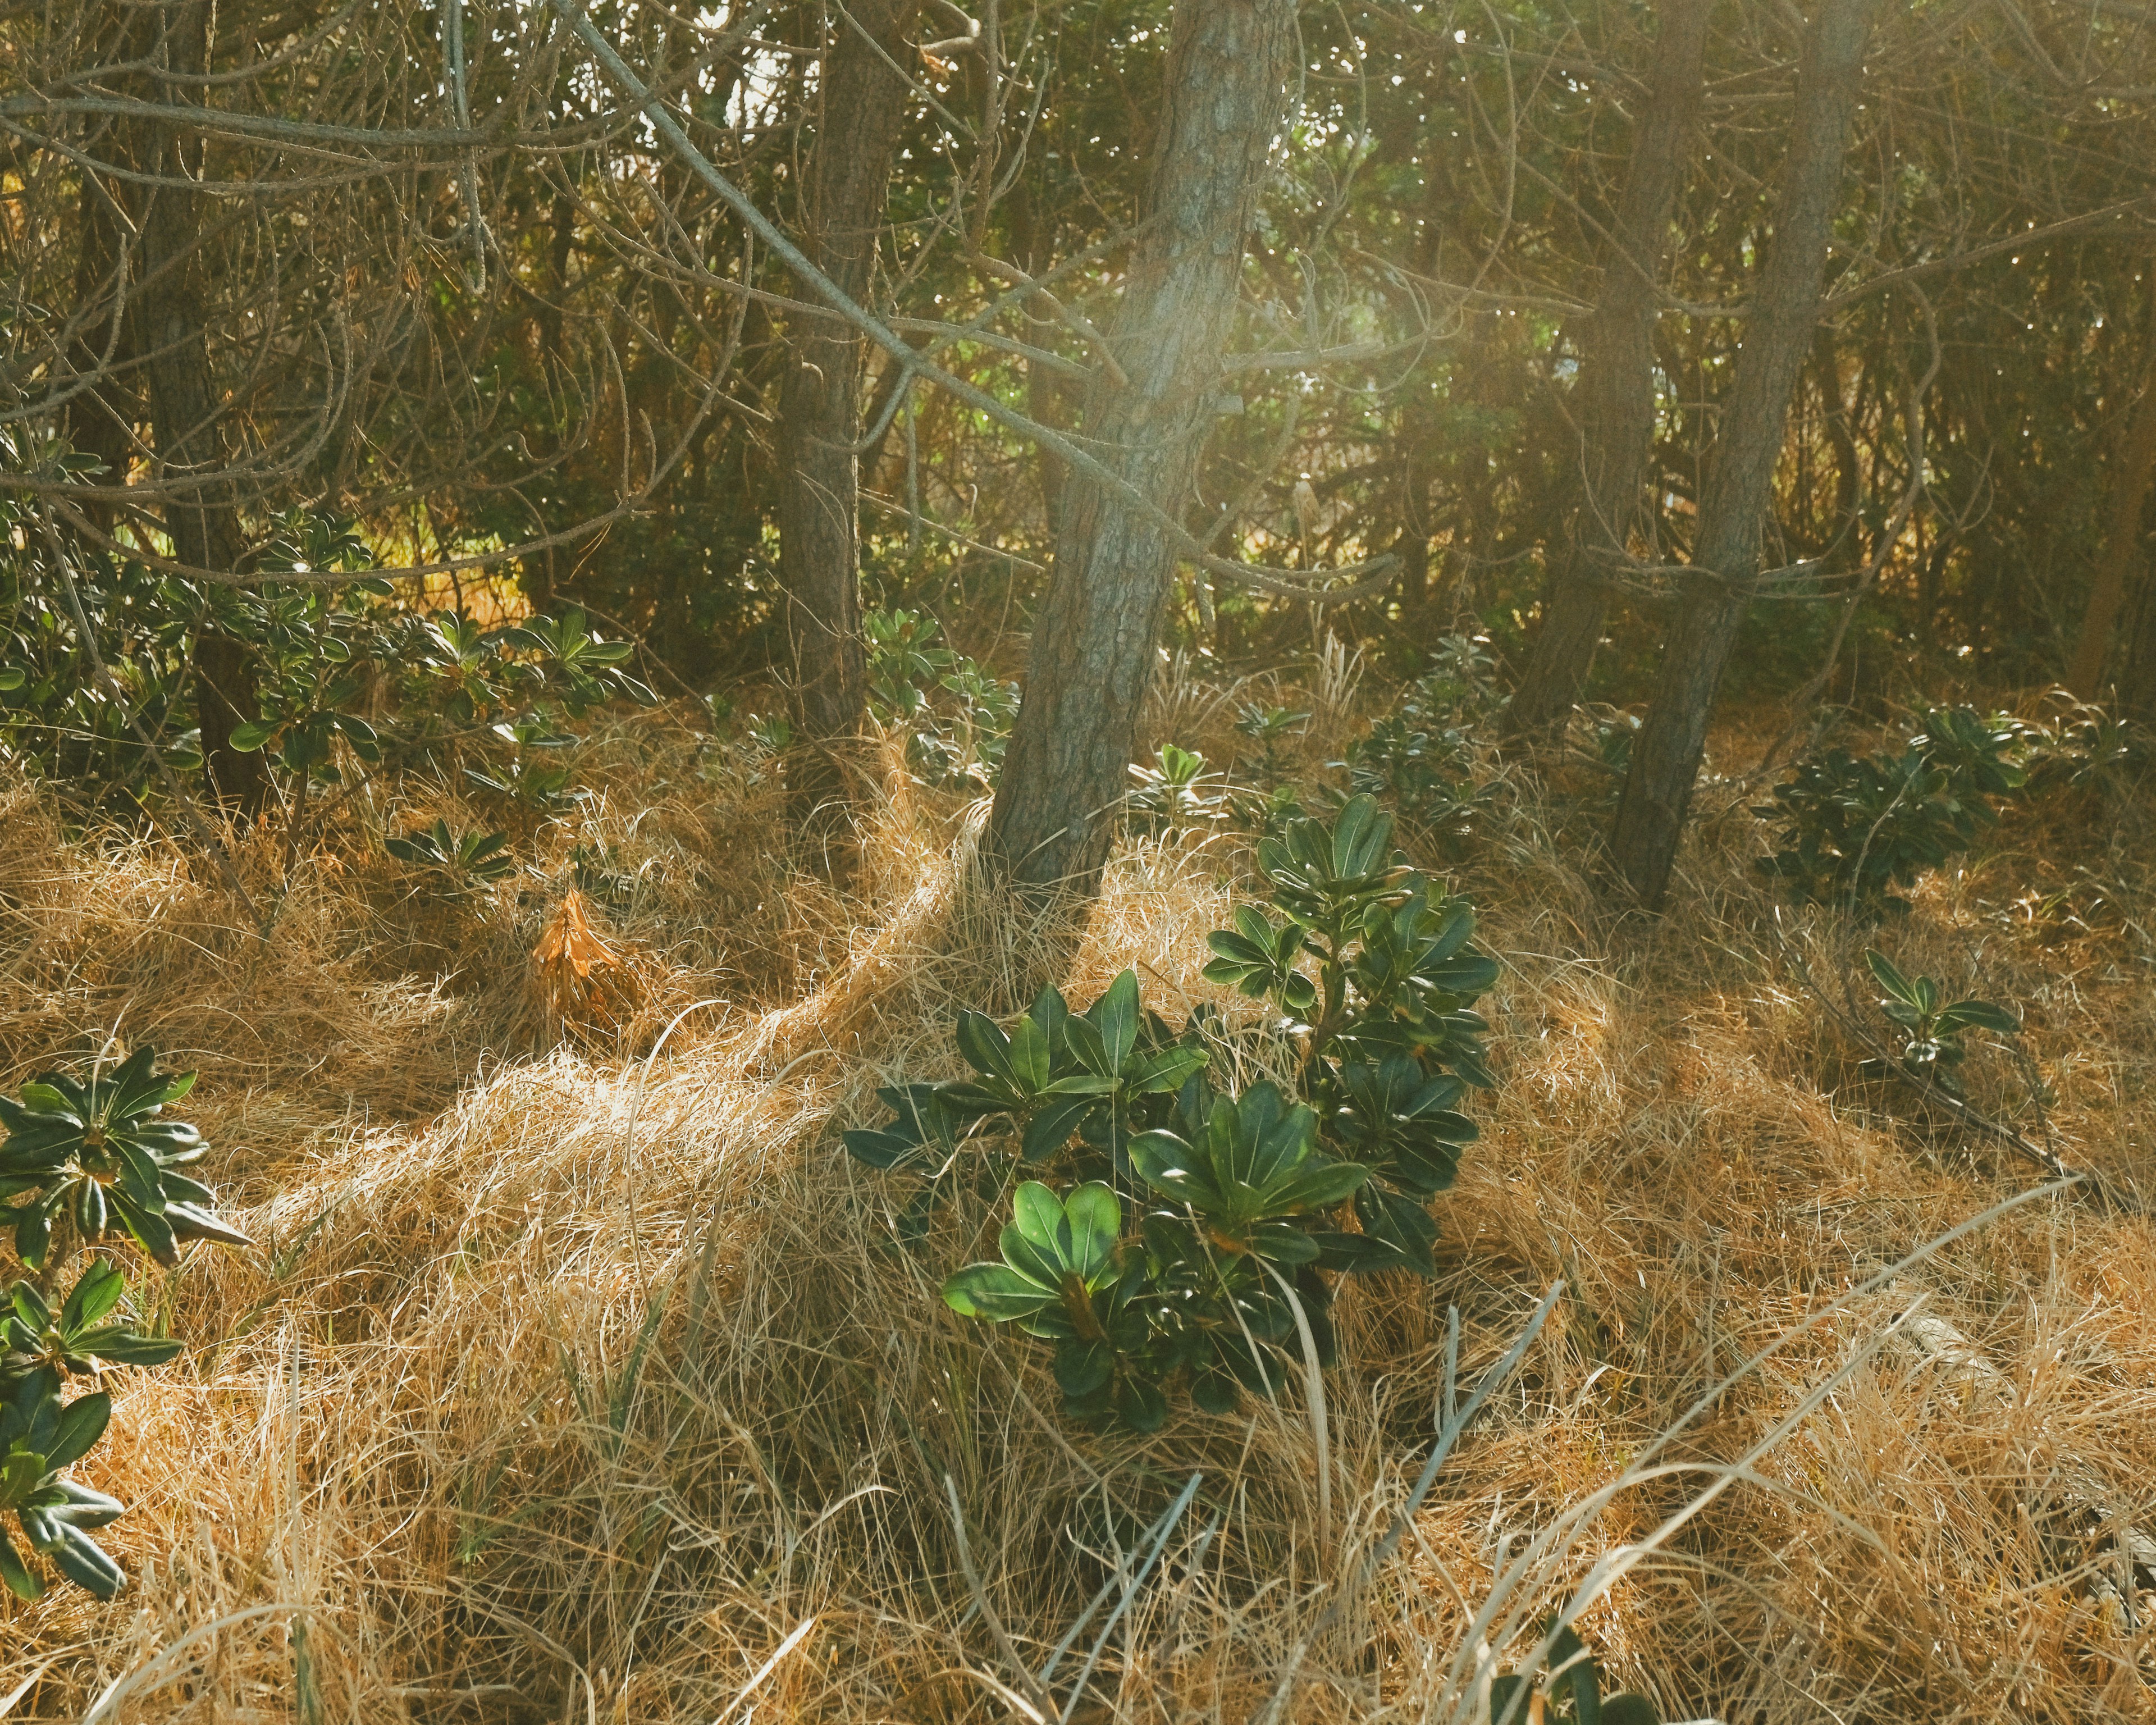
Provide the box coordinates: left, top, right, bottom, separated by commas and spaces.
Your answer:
2, 667, 2153, 1724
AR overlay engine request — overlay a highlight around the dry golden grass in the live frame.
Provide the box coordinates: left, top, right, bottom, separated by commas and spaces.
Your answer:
1, 691, 2152, 1723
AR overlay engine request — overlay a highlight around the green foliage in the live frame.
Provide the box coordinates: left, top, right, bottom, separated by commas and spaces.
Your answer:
385, 818, 515, 889
1205, 793, 1496, 1273
865, 609, 956, 720
0, 1049, 251, 1600
254, 506, 375, 579
0, 1366, 124, 1600
2, 1262, 180, 1381
465, 719, 578, 813
1754, 707, 2030, 916
1333, 658, 1499, 850
1337, 716, 1495, 849
1861, 949, 2018, 1098
1418, 632, 1504, 716
1579, 710, 1641, 808
1490, 1621, 1661, 1725
399, 609, 544, 731
1228, 780, 1309, 842
570, 838, 640, 906
225, 581, 388, 779
0, 491, 208, 809
2018, 703, 2153, 796
942, 1084, 1368, 1430
746, 712, 794, 756
0, 1047, 248, 1270
851, 797, 1497, 1430
1127, 743, 1227, 833
1232, 702, 1309, 784
0, 476, 654, 824
1914, 706, 2027, 801
862, 608, 1020, 790
843, 969, 1204, 1177
501, 607, 657, 716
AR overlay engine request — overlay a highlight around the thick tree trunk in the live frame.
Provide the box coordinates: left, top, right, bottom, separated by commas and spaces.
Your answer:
986, 0, 1295, 894
775, 0, 926, 759
1503, 0, 1712, 738
1608, 0, 1884, 906
137, 0, 267, 814
2066, 314, 2156, 699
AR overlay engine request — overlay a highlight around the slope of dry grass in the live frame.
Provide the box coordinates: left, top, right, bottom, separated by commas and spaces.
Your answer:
1, 691, 2151, 1723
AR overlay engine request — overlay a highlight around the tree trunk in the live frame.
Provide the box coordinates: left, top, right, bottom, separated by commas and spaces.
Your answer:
2066, 293, 2156, 699
1502, 0, 1712, 738
2119, 506, 2156, 718
775, 0, 926, 760
137, 0, 267, 815
984, 0, 1294, 895
1608, 0, 1884, 906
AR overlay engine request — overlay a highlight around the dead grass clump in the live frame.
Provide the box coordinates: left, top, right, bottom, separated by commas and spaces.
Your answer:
2, 698, 2154, 1723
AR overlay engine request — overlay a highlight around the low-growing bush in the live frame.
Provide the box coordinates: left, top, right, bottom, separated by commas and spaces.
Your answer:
1755, 706, 2030, 915
1860, 948, 2018, 1099
844, 795, 1498, 1430
0, 1047, 250, 1599
862, 606, 1019, 790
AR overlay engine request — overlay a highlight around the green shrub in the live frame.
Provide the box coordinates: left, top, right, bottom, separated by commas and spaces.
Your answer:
1331, 652, 1499, 848
464, 719, 578, 813
0, 1047, 249, 1268
1335, 714, 1496, 850
1127, 743, 1227, 834
0, 1048, 251, 1599
385, 818, 515, 890
1860, 949, 2017, 1099
0, 479, 652, 827
1231, 702, 1309, 784
861, 607, 1020, 790
845, 796, 1499, 1430
1203, 793, 1496, 1273
1754, 706, 2029, 915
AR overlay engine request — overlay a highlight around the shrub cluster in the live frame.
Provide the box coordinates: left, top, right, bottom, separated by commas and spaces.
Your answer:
1753, 706, 2027, 915
846, 795, 1497, 1430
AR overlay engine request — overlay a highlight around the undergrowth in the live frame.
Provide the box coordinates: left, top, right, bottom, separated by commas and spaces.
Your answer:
0, 672, 2150, 1723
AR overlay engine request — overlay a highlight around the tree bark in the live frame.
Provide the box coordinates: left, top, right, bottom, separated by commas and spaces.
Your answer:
1608, 0, 1885, 906
136, 0, 267, 814
2119, 497, 2156, 717
985, 0, 1295, 895
2066, 290, 2156, 699
1502, 0, 1712, 738
775, 0, 926, 759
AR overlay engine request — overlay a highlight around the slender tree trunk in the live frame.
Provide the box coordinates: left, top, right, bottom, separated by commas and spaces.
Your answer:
986, 0, 1295, 893
1503, 0, 1712, 738
1812, 323, 1864, 564
137, 0, 267, 815
775, 0, 926, 761
1609, 0, 1884, 906
2120, 507, 2156, 718
2066, 293, 2156, 699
